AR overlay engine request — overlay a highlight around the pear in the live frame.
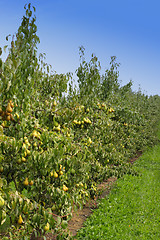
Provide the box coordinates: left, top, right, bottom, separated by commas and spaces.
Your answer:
22, 157, 26, 162
63, 185, 68, 192
10, 101, 14, 108
6, 115, 11, 121
0, 108, 3, 115
23, 177, 29, 186
22, 143, 27, 149
18, 215, 23, 224
31, 130, 41, 139
59, 170, 63, 176
0, 196, 5, 207
88, 137, 92, 144
33, 142, 37, 147
5, 111, 10, 116
1, 111, 5, 118
29, 180, 34, 186
15, 113, 20, 119
10, 114, 14, 121
54, 171, 58, 178
26, 149, 31, 155
44, 222, 50, 231
53, 100, 57, 107
17, 159, 22, 164
6, 103, 13, 113
32, 130, 38, 138
56, 125, 61, 132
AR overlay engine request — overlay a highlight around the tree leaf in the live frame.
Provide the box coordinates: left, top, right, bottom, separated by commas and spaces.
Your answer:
57, 216, 61, 225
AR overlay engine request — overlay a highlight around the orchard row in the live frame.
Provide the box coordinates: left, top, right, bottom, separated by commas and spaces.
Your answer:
0, 4, 160, 239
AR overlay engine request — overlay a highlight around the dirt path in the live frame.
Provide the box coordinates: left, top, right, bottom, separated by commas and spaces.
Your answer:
68, 177, 117, 237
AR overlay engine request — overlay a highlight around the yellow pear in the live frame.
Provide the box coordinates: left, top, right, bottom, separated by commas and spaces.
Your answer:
44, 222, 50, 231
22, 157, 26, 162
22, 143, 27, 149
23, 177, 29, 186
56, 125, 60, 132
63, 185, 68, 192
54, 171, 58, 178
6, 115, 11, 121
33, 142, 37, 147
59, 170, 63, 176
32, 130, 38, 137
0, 196, 5, 207
10, 101, 14, 108
26, 149, 31, 155
6, 103, 13, 113
53, 100, 57, 107
15, 112, 20, 119
18, 215, 23, 224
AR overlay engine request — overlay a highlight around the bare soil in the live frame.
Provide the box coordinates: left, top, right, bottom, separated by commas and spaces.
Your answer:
68, 177, 117, 237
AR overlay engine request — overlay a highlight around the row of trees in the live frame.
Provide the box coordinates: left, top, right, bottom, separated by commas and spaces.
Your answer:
0, 4, 160, 239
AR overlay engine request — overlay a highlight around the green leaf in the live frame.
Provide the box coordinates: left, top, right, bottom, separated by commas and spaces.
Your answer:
22, 188, 30, 198
9, 181, 16, 191
0, 179, 3, 188
6, 34, 11, 41
1, 217, 6, 225
3, 45, 8, 52
57, 216, 61, 225
61, 220, 68, 229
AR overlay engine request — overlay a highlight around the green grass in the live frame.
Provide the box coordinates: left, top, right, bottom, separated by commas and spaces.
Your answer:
76, 145, 160, 239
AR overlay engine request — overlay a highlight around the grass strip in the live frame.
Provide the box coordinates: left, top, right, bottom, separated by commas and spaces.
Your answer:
76, 145, 160, 239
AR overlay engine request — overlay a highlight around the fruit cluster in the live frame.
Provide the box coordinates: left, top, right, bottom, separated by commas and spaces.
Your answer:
0, 100, 15, 122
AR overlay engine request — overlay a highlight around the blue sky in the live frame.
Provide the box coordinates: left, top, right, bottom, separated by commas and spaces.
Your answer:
0, 0, 160, 96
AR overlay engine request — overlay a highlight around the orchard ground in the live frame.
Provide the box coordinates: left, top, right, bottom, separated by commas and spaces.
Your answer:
76, 137, 160, 239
